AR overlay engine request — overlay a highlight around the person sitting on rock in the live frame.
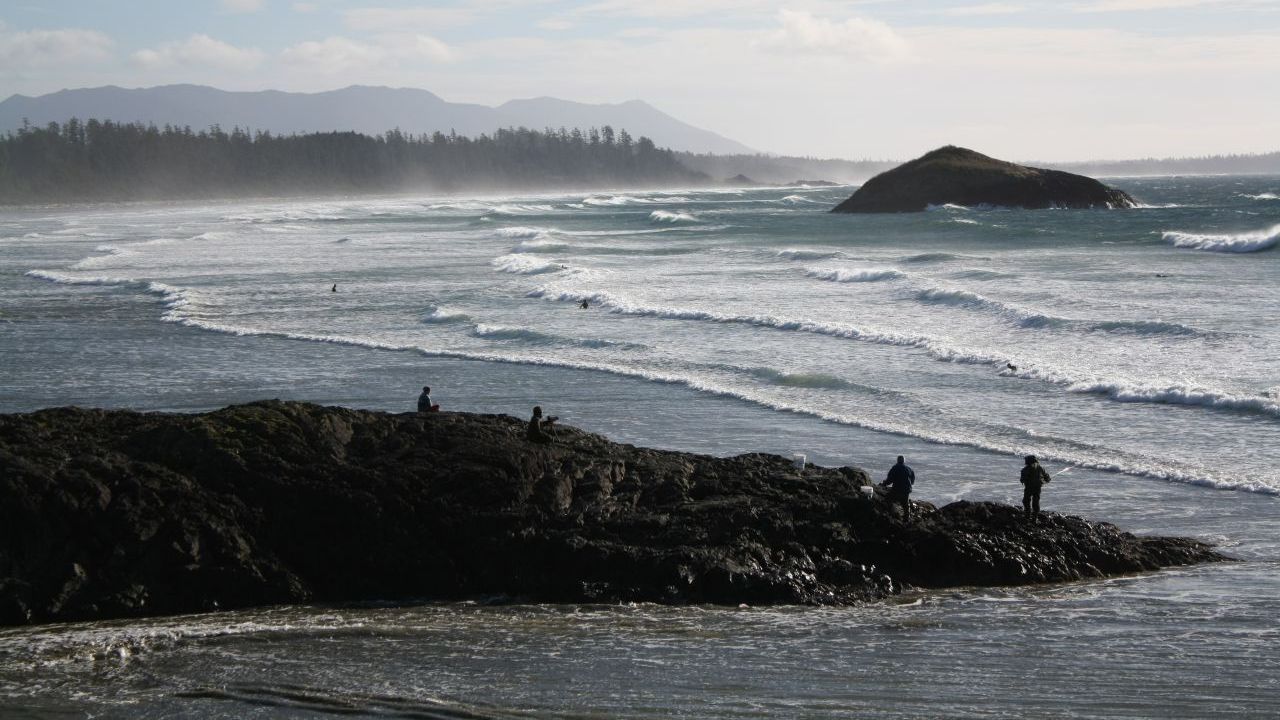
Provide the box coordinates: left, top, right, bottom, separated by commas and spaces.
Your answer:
1020, 454, 1051, 520
880, 455, 915, 521
417, 385, 440, 413
527, 405, 557, 444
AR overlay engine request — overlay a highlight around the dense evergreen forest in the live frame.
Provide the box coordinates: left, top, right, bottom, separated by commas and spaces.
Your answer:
0, 119, 708, 203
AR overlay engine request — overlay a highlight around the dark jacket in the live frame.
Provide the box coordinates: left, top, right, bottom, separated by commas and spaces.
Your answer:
417, 392, 433, 413
1020, 463, 1051, 490
884, 462, 915, 495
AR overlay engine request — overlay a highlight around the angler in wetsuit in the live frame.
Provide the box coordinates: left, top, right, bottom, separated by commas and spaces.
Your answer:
1020, 454, 1051, 519
880, 455, 915, 521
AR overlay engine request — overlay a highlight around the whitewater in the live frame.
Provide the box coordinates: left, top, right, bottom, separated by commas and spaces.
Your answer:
2, 175, 1278, 717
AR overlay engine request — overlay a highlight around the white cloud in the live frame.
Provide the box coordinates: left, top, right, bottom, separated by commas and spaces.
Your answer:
537, 18, 575, 31
756, 9, 910, 62
221, 0, 265, 13
280, 36, 387, 72
279, 33, 455, 73
344, 7, 478, 31
1072, 0, 1237, 11
133, 35, 265, 71
293, 2, 318, 12
945, 3, 1024, 15
0, 25, 114, 69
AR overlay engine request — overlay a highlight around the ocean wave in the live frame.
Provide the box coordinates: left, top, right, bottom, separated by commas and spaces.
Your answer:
649, 210, 698, 223
494, 226, 555, 239
777, 248, 841, 261
472, 324, 558, 343
491, 254, 565, 275
948, 268, 1014, 281
421, 306, 470, 324
805, 267, 905, 283
1161, 224, 1280, 253
1062, 379, 1280, 418
1241, 193, 1278, 201
901, 252, 960, 263
511, 238, 571, 254
582, 195, 660, 206
914, 286, 1061, 328
779, 195, 824, 205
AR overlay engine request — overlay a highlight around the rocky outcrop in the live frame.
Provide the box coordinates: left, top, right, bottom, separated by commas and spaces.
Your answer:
0, 402, 1222, 625
831, 146, 1137, 213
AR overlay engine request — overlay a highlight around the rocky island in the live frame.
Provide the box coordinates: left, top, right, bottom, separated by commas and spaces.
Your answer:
831, 146, 1137, 213
0, 401, 1222, 626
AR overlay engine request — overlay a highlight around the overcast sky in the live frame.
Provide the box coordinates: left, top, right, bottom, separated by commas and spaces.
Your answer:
2, 0, 1277, 161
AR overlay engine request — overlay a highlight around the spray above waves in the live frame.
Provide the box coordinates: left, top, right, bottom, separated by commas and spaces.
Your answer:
1161, 224, 1280, 253
805, 266, 905, 283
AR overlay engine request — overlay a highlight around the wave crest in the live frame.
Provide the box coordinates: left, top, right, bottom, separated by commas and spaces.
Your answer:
1162, 224, 1280, 253
806, 267, 905, 283
649, 210, 698, 223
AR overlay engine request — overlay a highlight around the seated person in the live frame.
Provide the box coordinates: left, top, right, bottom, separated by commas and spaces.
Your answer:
417, 386, 440, 413
527, 405, 557, 443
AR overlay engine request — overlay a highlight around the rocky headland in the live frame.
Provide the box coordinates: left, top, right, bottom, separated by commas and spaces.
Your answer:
831, 146, 1137, 213
0, 401, 1223, 626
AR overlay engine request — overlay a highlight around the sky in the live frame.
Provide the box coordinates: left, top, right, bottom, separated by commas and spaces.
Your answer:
1, 1, 1278, 161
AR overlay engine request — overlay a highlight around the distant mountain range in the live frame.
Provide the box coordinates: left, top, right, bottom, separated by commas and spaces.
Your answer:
0, 84, 755, 155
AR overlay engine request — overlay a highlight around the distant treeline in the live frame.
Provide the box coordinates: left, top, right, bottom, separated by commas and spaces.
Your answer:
677, 151, 896, 186
1045, 152, 1280, 177
0, 118, 708, 203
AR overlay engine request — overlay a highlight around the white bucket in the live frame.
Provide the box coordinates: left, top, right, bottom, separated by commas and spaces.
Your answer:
792, 453, 806, 469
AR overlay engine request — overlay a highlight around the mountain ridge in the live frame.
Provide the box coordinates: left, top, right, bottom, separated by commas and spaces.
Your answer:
0, 83, 755, 155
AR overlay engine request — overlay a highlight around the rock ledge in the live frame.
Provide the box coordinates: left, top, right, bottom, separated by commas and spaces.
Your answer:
0, 402, 1223, 625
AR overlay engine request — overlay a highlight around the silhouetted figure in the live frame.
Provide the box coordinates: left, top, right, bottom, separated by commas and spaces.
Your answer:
527, 405, 558, 444
417, 385, 440, 413
1020, 454, 1051, 519
580, 299, 589, 309
880, 455, 915, 521
332, 283, 338, 292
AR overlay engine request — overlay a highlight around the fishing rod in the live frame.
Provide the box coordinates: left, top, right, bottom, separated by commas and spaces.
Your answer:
1051, 466, 1074, 478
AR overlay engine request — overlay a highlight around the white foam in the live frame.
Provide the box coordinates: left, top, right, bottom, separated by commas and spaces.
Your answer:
421, 306, 470, 324
491, 254, 564, 275
583, 195, 658, 206
1241, 193, 1278, 200
805, 267, 905, 283
494, 226, 555, 239
649, 210, 698, 223
927, 203, 972, 212
1162, 224, 1280, 253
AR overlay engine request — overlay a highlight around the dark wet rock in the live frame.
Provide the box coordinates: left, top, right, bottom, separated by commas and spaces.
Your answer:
831, 146, 1137, 213
0, 401, 1224, 625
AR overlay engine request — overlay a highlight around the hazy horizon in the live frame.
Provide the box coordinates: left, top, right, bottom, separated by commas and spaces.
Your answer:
3, 1, 1278, 163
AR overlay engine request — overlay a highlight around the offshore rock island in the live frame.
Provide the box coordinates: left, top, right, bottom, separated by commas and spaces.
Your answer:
832, 146, 1138, 213
0, 401, 1223, 626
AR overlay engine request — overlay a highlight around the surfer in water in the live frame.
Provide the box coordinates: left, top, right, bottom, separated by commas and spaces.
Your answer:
332, 283, 338, 292
580, 299, 589, 309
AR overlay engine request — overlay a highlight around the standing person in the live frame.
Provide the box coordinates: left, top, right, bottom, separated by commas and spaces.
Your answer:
1020, 455, 1051, 519
527, 406, 557, 444
880, 455, 915, 521
417, 386, 439, 413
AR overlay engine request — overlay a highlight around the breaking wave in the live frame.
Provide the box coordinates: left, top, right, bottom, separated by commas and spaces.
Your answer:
1161, 224, 1280, 253
805, 267, 905, 283
649, 210, 698, 223
777, 248, 841, 261
421, 306, 470, 324
492, 254, 565, 275
1241, 193, 1278, 201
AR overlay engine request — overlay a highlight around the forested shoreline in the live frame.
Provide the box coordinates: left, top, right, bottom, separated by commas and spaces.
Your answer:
0, 119, 708, 203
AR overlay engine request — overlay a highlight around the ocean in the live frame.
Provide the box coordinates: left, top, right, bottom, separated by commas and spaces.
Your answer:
1, 177, 1277, 717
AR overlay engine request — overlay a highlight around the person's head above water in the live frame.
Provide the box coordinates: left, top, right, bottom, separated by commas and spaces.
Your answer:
1025, 454, 1037, 465
896, 455, 905, 464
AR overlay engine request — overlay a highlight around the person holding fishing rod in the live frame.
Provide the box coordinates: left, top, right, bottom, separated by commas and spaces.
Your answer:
1019, 455, 1064, 520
